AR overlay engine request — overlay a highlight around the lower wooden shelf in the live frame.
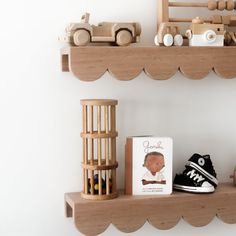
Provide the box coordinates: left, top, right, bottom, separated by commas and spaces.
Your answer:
65, 182, 236, 235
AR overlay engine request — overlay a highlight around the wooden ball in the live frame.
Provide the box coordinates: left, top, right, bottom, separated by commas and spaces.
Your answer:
226, 0, 234, 10
94, 184, 99, 191
218, 0, 226, 10
208, 0, 218, 10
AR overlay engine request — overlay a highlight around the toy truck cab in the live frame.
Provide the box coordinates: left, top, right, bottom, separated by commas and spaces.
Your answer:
65, 13, 141, 46
186, 17, 225, 46
155, 22, 183, 47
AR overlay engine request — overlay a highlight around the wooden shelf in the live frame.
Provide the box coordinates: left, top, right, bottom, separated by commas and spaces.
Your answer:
61, 46, 236, 81
65, 182, 236, 235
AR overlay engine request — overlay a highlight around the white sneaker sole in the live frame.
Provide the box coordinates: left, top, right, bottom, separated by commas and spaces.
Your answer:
187, 161, 218, 186
173, 184, 215, 193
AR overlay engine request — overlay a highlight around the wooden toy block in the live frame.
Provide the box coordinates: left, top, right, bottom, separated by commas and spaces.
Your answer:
222, 15, 231, 25
230, 15, 236, 25
211, 15, 222, 24
80, 99, 118, 200
210, 15, 236, 25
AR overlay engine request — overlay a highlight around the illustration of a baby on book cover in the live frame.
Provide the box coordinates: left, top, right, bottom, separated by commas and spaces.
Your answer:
132, 137, 173, 195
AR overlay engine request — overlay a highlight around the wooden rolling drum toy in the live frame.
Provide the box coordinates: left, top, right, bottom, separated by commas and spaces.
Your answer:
80, 99, 118, 200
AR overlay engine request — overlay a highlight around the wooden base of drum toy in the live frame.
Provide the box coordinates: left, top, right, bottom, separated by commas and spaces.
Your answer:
81, 192, 118, 200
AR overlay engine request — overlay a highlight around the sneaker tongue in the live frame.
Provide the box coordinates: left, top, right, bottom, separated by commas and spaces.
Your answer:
188, 153, 202, 161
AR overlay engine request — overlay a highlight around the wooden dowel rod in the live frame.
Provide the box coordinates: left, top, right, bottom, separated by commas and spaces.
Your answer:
169, 2, 208, 8
111, 138, 116, 163
83, 138, 87, 194
104, 105, 110, 195
89, 106, 94, 165
91, 171, 94, 195
97, 106, 102, 166
84, 139, 88, 165
110, 106, 116, 132
82, 105, 87, 133
89, 105, 93, 133
104, 106, 109, 164
83, 105, 88, 197
105, 106, 109, 134
106, 170, 110, 195
84, 170, 88, 194
157, 0, 169, 28
99, 170, 102, 195
97, 106, 101, 133
169, 17, 212, 23
112, 169, 116, 193
98, 139, 101, 165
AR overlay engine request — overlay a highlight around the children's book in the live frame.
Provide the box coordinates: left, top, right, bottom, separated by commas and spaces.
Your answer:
125, 136, 173, 195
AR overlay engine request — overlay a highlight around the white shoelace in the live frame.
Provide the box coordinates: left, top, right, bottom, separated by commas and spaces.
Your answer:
187, 169, 205, 182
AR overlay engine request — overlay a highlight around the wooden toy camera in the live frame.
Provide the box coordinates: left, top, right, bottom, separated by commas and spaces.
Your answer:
186, 17, 225, 46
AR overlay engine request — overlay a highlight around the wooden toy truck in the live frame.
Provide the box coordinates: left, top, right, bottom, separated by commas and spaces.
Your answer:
63, 13, 141, 46
155, 22, 183, 47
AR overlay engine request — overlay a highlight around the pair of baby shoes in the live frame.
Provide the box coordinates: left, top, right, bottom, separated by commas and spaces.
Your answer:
173, 153, 218, 193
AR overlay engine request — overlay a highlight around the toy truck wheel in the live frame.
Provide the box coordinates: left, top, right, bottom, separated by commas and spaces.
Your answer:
174, 34, 183, 46
154, 34, 160, 46
73, 29, 90, 46
116, 30, 132, 46
163, 34, 173, 47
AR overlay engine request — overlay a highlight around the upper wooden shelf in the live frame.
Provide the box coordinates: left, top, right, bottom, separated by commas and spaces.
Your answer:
61, 46, 236, 81
65, 182, 236, 235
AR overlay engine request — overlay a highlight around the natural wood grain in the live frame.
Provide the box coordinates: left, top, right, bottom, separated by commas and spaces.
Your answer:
169, 2, 208, 8
65, 183, 236, 235
157, 0, 169, 29
81, 161, 118, 171
61, 46, 236, 80
81, 99, 118, 106
81, 100, 118, 200
125, 138, 133, 195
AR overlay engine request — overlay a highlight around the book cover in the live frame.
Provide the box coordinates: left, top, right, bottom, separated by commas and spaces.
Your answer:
125, 136, 173, 195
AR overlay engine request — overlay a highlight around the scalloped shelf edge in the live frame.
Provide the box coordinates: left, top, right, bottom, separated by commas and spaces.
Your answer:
65, 183, 236, 235
61, 46, 236, 81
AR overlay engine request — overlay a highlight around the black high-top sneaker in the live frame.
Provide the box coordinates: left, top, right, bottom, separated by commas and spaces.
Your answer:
186, 153, 218, 188
173, 166, 215, 193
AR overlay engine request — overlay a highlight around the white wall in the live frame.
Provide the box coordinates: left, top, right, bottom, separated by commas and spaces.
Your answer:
1, 0, 236, 235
